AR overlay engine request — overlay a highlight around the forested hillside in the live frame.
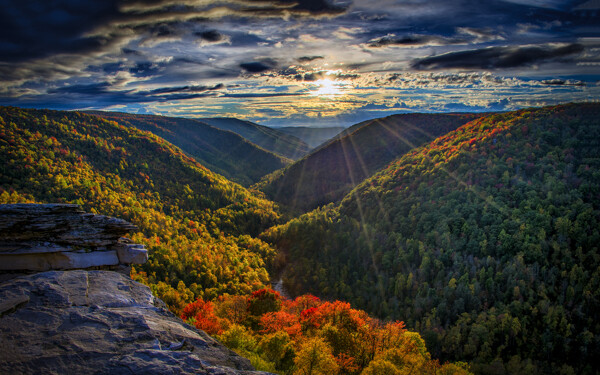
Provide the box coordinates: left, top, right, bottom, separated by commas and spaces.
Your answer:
180, 289, 471, 375
263, 103, 600, 374
198, 117, 310, 160
0, 106, 280, 314
257, 113, 481, 212
89, 111, 289, 186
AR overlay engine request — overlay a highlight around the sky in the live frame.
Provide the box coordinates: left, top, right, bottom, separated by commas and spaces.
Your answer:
0, 0, 599, 127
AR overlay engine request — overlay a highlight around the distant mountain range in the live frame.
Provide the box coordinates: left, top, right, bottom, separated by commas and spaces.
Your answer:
273, 126, 345, 148
256, 113, 483, 212
198, 117, 310, 160
88, 111, 299, 186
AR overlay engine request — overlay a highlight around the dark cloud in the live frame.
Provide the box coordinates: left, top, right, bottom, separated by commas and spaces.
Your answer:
145, 83, 224, 94
368, 34, 462, 48
0, 0, 121, 62
412, 43, 584, 70
196, 30, 224, 42
297, 56, 324, 62
49, 82, 117, 95
240, 62, 272, 73
335, 73, 360, 80
40, 80, 226, 107
0, 0, 348, 64
302, 72, 325, 81
240, 59, 278, 73
121, 48, 142, 55
242, 0, 348, 16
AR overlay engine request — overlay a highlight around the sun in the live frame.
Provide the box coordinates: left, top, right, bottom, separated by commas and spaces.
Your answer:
310, 78, 343, 97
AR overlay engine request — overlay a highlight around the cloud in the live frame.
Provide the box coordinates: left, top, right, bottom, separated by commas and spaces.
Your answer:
37, 80, 227, 108
0, 0, 126, 62
129, 61, 163, 77
196, 30, 224, 43
500, 0, 571, 10
0, 0, 349, 65
241, 0, 348, 16
297, 56, 324, 62
541, 78, 585, 86
49, 82, 116, 95
240, 59, 278, 73
367, 28, 505, 49
143, 83, 225, 95
223, 92, 304, 98
368, 34, 463, 48
412, 43, 584, 70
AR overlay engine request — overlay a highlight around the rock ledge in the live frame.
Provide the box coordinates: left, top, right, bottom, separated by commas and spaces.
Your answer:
0, 204, 147, 271
0, 270, 261, 374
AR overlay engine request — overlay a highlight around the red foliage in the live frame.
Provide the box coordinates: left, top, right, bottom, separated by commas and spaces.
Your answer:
284, 294, 321, 314
181, 298, 223, 335
260, 311, 301, 336
335, 353, 360, 374
299, 306, 322, 329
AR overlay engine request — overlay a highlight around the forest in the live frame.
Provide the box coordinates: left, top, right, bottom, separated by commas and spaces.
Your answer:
88, 111, 293, 186
256, 113, 482, 213
1, 103, 599, 374
180, 288, 471, 375
263, 103, 600, 374
0, 107, 280, 312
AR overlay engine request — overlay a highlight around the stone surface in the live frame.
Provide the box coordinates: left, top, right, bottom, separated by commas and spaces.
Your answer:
0, 250, 120, 271
116, 243, 149, 265
0, 204, 136, 247
0, 204, 147, 271
0, 270, 263, 375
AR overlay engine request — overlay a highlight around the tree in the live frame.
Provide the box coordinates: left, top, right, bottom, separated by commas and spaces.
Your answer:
248, 289, 283, 316
294, 337, 339, 375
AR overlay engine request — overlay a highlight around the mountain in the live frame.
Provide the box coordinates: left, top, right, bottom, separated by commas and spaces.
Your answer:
88, 111, 289, 186
262, 103, 600, 374
0, 106, 280, 314
256, 113, 482, 212
198, 117, 310, 160
273, 126, 345, 148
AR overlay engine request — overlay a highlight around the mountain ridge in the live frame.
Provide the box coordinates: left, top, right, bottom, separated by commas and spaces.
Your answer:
88, 111, 290, 186
198, 117, 310, 160
256, 113, 483, 212
262, 102, 600, 374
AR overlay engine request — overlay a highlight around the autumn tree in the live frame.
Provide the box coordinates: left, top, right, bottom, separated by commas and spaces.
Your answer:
294, 337, 339, 375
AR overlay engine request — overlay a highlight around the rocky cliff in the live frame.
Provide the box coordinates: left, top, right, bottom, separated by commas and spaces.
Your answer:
0, 270, 260, 374
0, 204, 147, 272
0, 204, 264, 374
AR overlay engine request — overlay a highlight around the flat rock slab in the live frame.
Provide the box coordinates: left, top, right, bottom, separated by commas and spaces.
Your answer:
0, 270, 264, 375
0, 203, 137, 248
0, 204, 147, 270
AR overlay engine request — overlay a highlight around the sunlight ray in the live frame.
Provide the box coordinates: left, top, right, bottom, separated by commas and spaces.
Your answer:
346, 122, 392, 225
338, 137, 386, 301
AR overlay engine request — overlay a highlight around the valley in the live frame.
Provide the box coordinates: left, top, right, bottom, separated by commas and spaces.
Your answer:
1, 103, 599, 374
